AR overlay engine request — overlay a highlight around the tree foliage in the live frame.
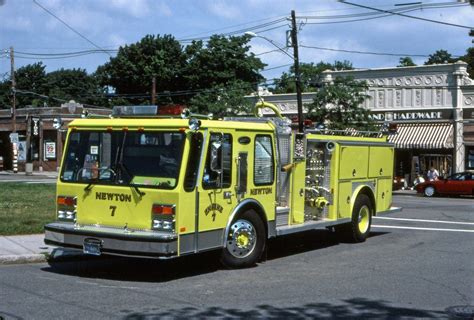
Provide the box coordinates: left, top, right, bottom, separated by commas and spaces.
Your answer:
189, 80, 252, 118
184, 35, 265, 90
425, 49, 455, 65
460, 47, 474, 79
45, 68, 103, 106
96, 34, 187, 105
398, 57, 417, 67
0, 63, 102, 109
0, 62, 47, 108
305, 76, 375, 131
95, 34, 265, 110
273, 60, 353, 93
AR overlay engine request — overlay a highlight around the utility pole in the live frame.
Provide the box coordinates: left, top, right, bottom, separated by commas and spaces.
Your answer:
290, 10, 304, 133
151, 76, 156, 105
10, 46, 16, 133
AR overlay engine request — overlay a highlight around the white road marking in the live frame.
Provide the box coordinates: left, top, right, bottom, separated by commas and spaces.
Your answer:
374, 216, 474, 226
372, 225, 474, 233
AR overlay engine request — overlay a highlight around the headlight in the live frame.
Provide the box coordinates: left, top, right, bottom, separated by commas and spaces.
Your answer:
151, 204, 176, 232
56, 196, 77, 221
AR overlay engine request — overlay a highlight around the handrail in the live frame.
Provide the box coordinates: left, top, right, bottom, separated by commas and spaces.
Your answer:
253, 101, 284, 119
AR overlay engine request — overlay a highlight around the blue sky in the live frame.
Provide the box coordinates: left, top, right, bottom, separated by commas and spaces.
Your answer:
0, 0, 473, 83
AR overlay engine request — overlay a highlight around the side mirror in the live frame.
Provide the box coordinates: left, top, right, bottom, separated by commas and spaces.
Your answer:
210, 140, 222, 173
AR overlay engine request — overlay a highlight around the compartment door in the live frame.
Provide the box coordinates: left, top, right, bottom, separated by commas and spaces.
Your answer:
339, 146, 369, 180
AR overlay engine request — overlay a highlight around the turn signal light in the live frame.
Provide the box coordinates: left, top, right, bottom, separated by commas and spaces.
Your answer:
57, 196, 76, 207
152, 204, 174, 215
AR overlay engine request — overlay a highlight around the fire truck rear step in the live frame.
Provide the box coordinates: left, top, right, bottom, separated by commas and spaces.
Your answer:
276, 218, 351, 236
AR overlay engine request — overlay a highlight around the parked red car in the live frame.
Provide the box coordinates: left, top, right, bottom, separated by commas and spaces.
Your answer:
415, 172, 474, 197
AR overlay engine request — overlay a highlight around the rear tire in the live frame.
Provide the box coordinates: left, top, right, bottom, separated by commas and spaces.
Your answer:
350, 194, 373, 242
424, 186, 436, 197
220, 210, 265, 269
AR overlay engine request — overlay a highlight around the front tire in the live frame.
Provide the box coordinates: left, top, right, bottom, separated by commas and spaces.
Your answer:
350, 194, 373, 242
424, 186, 436, 197
220, 210, 265, 269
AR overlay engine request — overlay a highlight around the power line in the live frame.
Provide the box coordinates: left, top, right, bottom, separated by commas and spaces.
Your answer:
339, 1, 473, 30
300, 44, 461, 58
261, 63, 293, 72
32, 0, 112, 57
178, 18, 288, 42
176, 15, 288, 39
15, 49, 118, 56
299, 2, 466, 20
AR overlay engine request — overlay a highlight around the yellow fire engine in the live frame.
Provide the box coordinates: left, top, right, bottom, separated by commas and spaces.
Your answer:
45, 102, 398, 268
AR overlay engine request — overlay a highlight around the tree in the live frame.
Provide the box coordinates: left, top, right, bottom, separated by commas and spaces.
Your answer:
273, 60, 353, 93
95, 34, 265, 113
96, 34, 188, 105
184, 35, 265, 91
398, 57, 417, 67
305, 76, 375, 131
189, 80, 252, 118
44, 68, 103, 107
0, 80, 10, 109
459, 47, 474, 79
425, 49, 455, 65
1, 62, 47, 108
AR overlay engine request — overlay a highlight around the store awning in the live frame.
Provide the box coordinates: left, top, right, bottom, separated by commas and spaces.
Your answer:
388, 123, 454, 149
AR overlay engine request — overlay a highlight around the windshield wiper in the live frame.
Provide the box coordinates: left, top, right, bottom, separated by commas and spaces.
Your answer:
114, 131, 145, 199
118, 162, 146, 198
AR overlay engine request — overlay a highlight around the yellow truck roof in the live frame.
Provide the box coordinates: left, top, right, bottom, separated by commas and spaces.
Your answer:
68, 118, 275, 132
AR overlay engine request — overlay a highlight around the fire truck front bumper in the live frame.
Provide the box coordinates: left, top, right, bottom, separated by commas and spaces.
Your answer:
44, 222, 178, 259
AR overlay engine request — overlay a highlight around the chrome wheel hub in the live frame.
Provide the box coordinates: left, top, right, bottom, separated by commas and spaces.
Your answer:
425, 187, 435, 197
227, 219, 257, 258
358, 205, 370, 234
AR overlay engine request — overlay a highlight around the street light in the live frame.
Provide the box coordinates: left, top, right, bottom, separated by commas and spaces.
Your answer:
245, 11, 304, 132
244, 32, 294, 59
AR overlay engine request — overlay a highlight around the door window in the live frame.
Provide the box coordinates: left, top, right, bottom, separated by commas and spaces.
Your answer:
203, 133, 232, 189
254, 135, 274, 186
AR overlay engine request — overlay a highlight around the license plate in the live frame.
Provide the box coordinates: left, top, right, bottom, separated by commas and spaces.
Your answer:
83, 238, 102, 256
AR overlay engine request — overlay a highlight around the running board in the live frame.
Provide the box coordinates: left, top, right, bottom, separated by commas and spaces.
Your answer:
276, 218, 351, 236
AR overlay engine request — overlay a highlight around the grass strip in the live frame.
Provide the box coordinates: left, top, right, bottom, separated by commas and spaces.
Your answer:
0, 183, 56, 235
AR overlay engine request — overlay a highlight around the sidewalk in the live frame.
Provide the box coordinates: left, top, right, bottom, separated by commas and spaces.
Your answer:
0, 234, 53, 264
0, 234, 80, 265
0, 170, 58, 178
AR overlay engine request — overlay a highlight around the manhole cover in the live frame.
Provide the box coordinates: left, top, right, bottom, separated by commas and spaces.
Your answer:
445, 305, 474, 319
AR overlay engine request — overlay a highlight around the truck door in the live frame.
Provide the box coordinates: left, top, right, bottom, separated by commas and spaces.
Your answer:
197, 132, 235, 251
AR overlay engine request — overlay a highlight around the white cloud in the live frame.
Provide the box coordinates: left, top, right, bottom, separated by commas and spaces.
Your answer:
4, 16, 32, 31
155, 2, 172, 17
207, 0, 241, 19
108, 0, 151, 18
108, 34, 127, 48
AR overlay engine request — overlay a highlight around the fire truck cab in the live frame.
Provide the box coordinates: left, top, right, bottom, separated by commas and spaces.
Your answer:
45, 103, 397, 268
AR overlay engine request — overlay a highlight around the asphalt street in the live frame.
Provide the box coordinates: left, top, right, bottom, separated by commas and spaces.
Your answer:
0, 194, 473, 319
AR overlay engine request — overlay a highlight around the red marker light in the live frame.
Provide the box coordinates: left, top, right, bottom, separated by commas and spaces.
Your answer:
152, 204, 174, 215
57, 196, 75, 206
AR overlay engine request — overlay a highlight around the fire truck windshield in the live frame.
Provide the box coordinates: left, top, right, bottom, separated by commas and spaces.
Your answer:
60, 130, 185, 189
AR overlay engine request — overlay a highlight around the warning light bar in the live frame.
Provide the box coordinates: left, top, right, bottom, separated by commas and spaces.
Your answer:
112, 105, 158, 116
111, 105, 187, 117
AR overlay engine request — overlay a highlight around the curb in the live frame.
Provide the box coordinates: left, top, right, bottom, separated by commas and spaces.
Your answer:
0, 253, 48, 265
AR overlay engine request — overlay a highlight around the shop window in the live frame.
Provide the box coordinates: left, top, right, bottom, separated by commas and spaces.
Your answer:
466, 148, 474, 170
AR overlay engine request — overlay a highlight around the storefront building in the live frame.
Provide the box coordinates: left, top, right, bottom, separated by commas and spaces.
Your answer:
247, 61, 474, 184
0, 101, 111, 172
